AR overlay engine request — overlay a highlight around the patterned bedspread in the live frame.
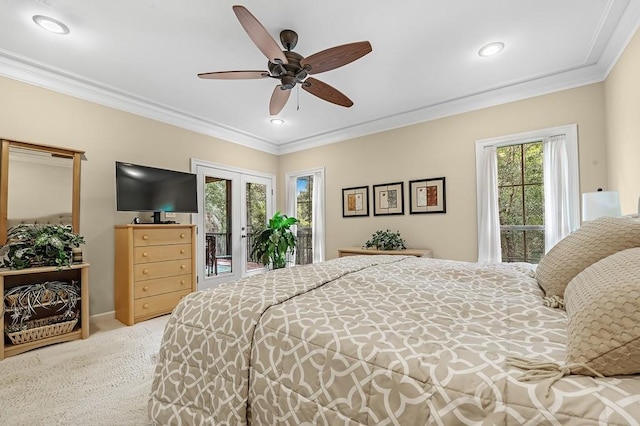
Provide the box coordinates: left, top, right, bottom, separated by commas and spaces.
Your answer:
148, 255, 640, 425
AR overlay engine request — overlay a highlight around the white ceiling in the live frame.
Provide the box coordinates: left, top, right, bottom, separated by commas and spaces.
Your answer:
1, 0, 639, 154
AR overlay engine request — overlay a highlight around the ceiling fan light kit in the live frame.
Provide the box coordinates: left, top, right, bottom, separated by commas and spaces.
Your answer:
198, 5, 372, 116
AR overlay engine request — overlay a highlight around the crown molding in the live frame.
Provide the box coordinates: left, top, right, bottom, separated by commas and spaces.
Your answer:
0, 49, 280, 155
600, 0, 640, 76
0, 48, 614, 157
276, 64, 606, 154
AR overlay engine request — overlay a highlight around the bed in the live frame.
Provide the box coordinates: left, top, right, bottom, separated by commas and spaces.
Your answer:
148, 216, 640, 425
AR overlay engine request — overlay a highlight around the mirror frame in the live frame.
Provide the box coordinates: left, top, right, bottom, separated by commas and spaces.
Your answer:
0, 139, 84, 245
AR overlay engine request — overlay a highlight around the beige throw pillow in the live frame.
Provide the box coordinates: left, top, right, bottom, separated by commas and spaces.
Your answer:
564, 247, 640, 376
536, 216, 640, 297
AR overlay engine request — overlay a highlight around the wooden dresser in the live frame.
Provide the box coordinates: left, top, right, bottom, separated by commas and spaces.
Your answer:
114, 224, 196, 326
338, 247, 433, 258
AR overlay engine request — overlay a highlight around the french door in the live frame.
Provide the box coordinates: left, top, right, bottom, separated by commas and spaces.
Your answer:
193, 160, 274, 290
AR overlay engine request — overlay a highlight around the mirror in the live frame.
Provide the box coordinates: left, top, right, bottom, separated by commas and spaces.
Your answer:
1, 139, 84, 245
8, 147, 73, 220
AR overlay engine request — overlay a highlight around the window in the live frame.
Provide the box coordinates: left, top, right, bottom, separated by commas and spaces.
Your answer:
286, 168, 325, 265
476, 124, 580, 263
497, 141, 544, 263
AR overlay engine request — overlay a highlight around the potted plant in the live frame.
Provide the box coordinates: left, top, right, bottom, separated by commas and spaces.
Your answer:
0, 224, 86, 270
363, 229, 407, 250
251, 211, 299, 269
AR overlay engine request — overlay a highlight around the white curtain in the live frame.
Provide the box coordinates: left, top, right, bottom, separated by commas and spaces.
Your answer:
477, 146, 502, 263
287, 169, 325, 264
311, 171, 325, 263
543, 134, 579, 252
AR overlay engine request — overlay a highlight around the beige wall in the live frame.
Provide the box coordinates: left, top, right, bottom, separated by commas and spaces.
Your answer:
0, 68, 618, 314
605, 27, 640, 214
278, 83, 608, 262
0, 76, 278, 315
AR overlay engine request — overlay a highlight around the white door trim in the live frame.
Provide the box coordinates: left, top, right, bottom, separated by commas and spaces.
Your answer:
191, 158, 275, 290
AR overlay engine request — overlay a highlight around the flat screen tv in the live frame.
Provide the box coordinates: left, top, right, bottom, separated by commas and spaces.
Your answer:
115, 161, 198, 223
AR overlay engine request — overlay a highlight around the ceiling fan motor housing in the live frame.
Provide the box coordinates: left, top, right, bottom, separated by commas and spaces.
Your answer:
268, 51, 307, 88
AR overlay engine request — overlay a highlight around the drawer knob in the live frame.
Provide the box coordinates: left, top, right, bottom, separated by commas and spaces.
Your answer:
180, 249, 186, 254
180, 280, 186, 286
180, 264, 186, 270
143, 303, 149, 309
142, 235, 149, 240
142, 252, 148, 257
143, 286, 149, 292
143, 269, 149, 275
180, 233, 186, 238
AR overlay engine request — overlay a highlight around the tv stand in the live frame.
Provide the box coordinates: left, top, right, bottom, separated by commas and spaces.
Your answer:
152, 212, 179, 224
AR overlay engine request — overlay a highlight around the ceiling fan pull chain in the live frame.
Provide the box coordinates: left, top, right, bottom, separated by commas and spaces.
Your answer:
297, 85, 300, 111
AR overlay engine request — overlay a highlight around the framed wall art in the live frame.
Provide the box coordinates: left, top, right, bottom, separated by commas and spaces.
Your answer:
409, 177, 446, 214
372, 182, 404, 216
342, 186, 369, 217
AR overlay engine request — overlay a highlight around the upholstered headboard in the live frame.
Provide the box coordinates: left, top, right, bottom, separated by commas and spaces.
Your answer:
7, 212, 73, 228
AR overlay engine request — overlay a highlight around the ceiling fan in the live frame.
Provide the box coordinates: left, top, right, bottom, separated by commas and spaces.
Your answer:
198, 5, 372, 115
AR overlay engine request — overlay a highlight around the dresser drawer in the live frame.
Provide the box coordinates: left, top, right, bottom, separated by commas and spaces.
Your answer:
134, 259, 192, 281
133, 228, 192, 247
134, 244, 191, 264
134, 274, 191, 299
134, 289, 190, 318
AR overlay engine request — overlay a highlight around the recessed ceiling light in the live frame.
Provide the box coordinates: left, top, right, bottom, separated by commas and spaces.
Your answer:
270, 118, 285, 125
478, 42, 504, 57
32, 15, 70, 35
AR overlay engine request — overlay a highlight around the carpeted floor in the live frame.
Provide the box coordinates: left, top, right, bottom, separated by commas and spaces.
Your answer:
0, 315, 168, 426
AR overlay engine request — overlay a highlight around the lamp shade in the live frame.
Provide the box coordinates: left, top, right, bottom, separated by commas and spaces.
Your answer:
582, 190, 621, 221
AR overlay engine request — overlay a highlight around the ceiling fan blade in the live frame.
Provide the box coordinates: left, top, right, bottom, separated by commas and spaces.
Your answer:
269, 85, 291, 115
232, 5, 288, 65
300, 41, 372, 75
197, 70, 270, 80
302, 77, 353, 108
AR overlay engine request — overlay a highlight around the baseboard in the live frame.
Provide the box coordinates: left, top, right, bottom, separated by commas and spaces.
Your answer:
89, 310, 115, 324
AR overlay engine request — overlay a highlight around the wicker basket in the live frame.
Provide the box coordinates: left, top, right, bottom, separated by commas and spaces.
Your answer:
5, 318, 78, 345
